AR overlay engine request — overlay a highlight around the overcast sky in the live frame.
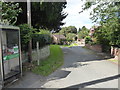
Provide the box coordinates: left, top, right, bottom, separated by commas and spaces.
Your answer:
62, 0, 95, 30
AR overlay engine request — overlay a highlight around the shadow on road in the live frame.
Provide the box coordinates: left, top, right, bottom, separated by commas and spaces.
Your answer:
60, 74, 120, 89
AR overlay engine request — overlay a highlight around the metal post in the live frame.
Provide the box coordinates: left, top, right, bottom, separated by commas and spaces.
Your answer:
0, 29, 4, 87
27, 0, 32, 63
37, 42, 40, 65
19, 29, 22, 77
27, 0, 31, 27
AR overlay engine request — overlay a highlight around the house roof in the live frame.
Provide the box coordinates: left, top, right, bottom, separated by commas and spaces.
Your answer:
53, 34, 66, 39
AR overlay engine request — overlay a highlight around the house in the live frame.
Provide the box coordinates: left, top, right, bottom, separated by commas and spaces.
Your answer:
89, 28, 95, 37
52, 34, 66, 44
89, 26, 101, 37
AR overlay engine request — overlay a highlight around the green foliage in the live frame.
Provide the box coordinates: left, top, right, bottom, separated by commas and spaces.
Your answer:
59, 39, 66, 45
38, 29, 50, 35
32, 45, 64, 76
32, 34, 51, 49
81, 1, 120, 52
32, 30, 52, 49
78, 26, 89, 39
16, 2, 67, 31
85, 36, 92, 44
1, 1, 22, 25
67, 26, 77, 34
66, 33, 76, 41
59, 26, 77, 36
78, 28, 82, 32
19, 24, 35, 51
59, 27, 68, 36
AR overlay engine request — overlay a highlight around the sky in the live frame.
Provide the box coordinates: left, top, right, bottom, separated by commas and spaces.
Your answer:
62, 0, 95, 30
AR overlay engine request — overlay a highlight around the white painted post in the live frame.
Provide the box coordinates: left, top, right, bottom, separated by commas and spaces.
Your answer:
37, 42, 39, 65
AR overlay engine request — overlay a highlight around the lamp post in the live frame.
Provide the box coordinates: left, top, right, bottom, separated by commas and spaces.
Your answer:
27, 0, 32, 63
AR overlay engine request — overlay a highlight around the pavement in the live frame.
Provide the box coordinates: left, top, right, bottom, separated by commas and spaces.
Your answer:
4, 45, 120, 89
41, 46, 120, 88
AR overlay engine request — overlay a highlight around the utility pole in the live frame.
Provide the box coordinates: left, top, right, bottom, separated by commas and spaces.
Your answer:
27, 0, 32, 63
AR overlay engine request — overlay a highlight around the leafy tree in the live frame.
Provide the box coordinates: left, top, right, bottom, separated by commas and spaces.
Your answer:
78, 26, 89, 39
67, 26, 77, 34
66, 33, 76, 41
80, 1, 120, 50
85, 36, 92, 44
78, 28, 82, 32
16, 2, 67, 31
0, 1, 22, 25
59, 26, 77, 36
59, 27, 68, 36
19, 24, 36, 51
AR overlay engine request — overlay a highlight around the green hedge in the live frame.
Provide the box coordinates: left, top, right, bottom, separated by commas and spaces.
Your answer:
32, 34, 52, 49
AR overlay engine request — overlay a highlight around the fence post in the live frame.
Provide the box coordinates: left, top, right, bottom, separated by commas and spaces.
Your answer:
37, 42, 40, 65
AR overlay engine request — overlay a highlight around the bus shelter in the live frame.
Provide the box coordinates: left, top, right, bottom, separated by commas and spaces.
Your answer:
0, 25, 22, 87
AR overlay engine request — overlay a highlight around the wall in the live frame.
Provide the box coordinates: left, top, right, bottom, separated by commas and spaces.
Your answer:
111, 46, 120, 60
32, 45, 50, 61
85, 44, 102, 53
21, 45, 50, 63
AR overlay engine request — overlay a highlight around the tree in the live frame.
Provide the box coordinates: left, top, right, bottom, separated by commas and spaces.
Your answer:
16, 2, 67, 31
0, 1, 22, 25
19, 24, 35, 51
59, 26, 77, 36
67, 26, 77, 34
78, 26, 89, 39
66, 33, 76, 41
78, 28, 82, 32
80, 1, 120, 50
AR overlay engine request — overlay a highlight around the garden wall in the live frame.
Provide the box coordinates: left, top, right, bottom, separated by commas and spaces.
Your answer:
111, 46, 120, 60
32, 45, 50, 61
21, 45, 50, 63
85, 44, 102, 53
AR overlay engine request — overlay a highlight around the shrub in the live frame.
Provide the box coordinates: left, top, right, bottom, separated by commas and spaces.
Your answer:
19, 24, 35, 51
32, 29, 52, 49
85, 36, 92, 44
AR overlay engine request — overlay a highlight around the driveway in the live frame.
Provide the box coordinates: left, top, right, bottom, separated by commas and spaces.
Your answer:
42, 46, 119, 88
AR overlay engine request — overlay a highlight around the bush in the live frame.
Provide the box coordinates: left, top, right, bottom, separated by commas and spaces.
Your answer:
19, 24, 35, 51
38, 29, 52, 47
85, 36, 92, 44
32, 34, 52, 49
59, 39, 66, 45
19, 24, 52, 51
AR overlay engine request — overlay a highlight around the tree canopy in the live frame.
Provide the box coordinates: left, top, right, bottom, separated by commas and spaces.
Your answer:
0, 1, 22, 25
59, 26, 77, 36
80, 1, 120, 48
78, 26, 89, 39
16, 2, 68, 31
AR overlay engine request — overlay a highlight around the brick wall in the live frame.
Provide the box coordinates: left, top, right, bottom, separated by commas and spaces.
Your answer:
111, 46, 120, 60
85, 44, 102, 53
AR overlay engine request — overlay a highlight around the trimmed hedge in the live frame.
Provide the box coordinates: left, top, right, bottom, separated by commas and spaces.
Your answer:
32, 34, 52, 49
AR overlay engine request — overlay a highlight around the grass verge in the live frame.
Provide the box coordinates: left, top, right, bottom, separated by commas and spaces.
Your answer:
108, 59, 118, 63
32, 45, 64, 76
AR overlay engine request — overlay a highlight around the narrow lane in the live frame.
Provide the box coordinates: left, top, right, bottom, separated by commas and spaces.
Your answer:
42, 46, 119, 88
